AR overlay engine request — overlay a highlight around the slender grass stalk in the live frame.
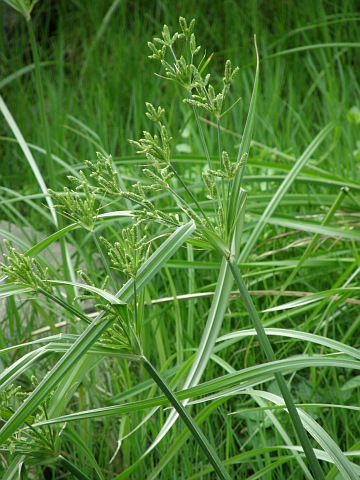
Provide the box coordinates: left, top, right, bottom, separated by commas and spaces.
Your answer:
170, 165, 214, 227
141, 355, 231, 480
146, 398, 228, 480
27, 20, 55, 190
0, 95, 57, 226
191, 105, 213, 169
92, 231, 117, 291
265, 186, 350, 313
37, 287, 91, 325
226, 257, 326, 480
58, 456, 91, 480
79, 0, 122, 78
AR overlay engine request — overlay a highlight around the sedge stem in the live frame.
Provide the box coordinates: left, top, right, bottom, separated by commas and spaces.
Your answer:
141, 355, 231, 480
227, 257, 326, 480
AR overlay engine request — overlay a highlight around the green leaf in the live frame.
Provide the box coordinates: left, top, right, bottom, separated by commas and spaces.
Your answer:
261, 215, 360, 241
217, 327, 360, 360
117, 221, 196, 300
2, 455, 27, 480
227, 36, 259, 230
200, 229, 230, 257
262, 288, 360, 312
48, 280, 126, 305
341, 375, 360, 392
0, 283, 33, 298
33, 356, 360, 426
2, 0, 38, 21
24, 223, 80, 257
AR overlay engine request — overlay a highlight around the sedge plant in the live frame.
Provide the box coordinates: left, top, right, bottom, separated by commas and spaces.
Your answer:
1, 15, 359, 480
121, 18, 326, 478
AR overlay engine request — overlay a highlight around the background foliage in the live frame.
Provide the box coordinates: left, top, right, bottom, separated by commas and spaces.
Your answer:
0, 0, 359, 478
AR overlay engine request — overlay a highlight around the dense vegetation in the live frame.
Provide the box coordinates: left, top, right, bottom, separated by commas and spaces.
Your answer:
0, 1, 359, 478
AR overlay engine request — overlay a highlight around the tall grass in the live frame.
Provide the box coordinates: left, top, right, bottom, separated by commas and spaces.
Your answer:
0, 1, 359, 478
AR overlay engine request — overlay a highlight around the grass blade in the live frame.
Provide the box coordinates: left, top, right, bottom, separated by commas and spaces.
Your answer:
249, 390, 359, 480
33, 356, 360, 426
218, 327, 360, 360
238, 121, 336, 262
0, 94, 57, 226
227, 36, 260, 233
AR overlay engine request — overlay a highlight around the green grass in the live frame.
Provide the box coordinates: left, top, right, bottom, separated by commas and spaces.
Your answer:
0, 1, 359, 478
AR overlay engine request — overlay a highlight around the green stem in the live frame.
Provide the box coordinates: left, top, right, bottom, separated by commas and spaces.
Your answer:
141, 355, 231, 480
217, 119, 227, 218
191, 105, 214, 170
190, 105, 220, 221
58, 455, 91, 480
38, 288, 91, 325
227, 258, 326, 480
92, 232, 116, 291
27, 20, 55, 191
170, 166, 214, 230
